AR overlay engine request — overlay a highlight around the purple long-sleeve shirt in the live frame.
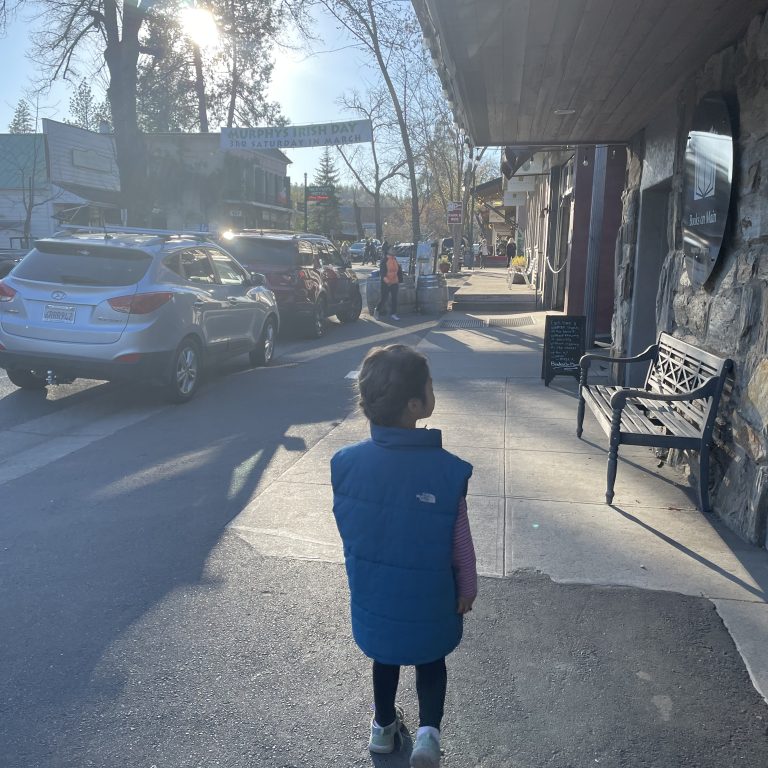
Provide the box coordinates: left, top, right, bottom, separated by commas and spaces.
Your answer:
452, 497, 477, 599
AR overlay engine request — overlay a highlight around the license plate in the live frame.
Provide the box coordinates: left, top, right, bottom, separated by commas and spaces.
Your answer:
43, 304, 76, 323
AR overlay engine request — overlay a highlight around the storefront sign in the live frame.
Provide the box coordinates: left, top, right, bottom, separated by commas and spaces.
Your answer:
306, 185, 332, 201
505, 176, 535, 193
683, 93, 734, 285
221, 121, 373, 151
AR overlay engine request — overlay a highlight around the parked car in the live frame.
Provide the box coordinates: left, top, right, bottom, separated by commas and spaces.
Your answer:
0, 230, 279, 402
219, 232, 362, 337
348, 239, 367, 261
391, 243, 415, 276
349, 238, 382, 263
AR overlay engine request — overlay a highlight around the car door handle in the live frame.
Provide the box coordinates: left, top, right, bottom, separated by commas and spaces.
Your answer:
193, 300, 207, 308
227, 297, 240, 304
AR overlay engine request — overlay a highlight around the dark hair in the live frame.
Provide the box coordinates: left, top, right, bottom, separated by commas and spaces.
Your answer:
358, 345, 430, 426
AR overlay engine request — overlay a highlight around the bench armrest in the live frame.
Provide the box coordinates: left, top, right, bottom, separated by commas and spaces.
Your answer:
580, 344, 657, 370
609, 376, 719, 409
579, 343, 657, 387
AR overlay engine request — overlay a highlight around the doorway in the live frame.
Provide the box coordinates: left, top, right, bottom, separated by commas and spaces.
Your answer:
626, 182, 671, 386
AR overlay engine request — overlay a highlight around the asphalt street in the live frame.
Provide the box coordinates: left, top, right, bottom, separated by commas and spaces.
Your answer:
1, 304, 767, 768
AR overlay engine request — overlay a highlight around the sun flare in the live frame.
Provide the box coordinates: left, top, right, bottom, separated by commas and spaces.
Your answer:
180, 7, 219, 50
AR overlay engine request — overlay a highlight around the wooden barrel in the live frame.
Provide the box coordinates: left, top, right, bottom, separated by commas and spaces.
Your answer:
416, 274, 448, 314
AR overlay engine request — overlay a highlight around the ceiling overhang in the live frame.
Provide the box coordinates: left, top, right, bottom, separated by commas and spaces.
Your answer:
412, 0, 768, 146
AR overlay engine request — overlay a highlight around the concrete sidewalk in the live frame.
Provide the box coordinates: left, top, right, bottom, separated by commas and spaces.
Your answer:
228, 306, 768, 765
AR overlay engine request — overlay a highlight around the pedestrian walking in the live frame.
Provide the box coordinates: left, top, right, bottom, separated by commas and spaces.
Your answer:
331, 345, 477, 768
375, 249, 403, 320
505, 237, 516, 268
480, 238, 488, 269
364, 239, 374, 265
464, 243, 475, 270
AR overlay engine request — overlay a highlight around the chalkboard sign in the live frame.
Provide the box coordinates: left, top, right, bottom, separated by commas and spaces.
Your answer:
542, 315, 586, 386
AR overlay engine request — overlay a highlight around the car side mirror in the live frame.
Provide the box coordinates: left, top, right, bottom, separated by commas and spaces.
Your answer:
249, 271, 266, 286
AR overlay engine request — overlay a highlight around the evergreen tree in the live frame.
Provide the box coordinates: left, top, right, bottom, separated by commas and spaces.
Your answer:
66, 80, 111, 131
309, 147, 342, 238
8, 100, 34, 133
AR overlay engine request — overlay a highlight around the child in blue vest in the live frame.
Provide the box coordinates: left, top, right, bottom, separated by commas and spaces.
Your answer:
330, 344, 477, 768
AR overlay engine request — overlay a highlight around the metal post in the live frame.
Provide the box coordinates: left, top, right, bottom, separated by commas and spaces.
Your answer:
303, 172, 308, 231
584, 145, 608, 348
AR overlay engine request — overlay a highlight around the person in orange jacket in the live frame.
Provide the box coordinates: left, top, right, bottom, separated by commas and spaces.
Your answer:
375, 251, 403, 321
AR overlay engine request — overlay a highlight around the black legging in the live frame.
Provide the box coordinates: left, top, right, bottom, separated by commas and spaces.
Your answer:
372, 657, 447, 730
376, 282, 399, 315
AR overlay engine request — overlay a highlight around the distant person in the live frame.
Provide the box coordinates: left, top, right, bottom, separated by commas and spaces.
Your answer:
375, 248, 403, 321
382, 239, 390, 257
364, 239, 374, 265
480, 238, 488, 269
464, 241, 475, 270
505, 237, 516, 268
331, 345, 477, 768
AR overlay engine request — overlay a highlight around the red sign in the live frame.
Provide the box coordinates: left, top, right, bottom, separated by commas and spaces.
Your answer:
447, 201, 463, 224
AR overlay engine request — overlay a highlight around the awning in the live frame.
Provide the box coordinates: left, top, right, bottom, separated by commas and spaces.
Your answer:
413, 0, 768, 146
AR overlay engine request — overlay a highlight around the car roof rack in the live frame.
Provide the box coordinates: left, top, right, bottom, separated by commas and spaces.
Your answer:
55, 224, 215, 242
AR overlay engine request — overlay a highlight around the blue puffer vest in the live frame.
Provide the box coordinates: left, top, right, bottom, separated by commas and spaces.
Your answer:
331, 424, 473, 666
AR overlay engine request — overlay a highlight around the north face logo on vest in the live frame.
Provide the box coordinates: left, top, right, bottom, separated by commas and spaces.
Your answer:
416, 492, 436, 504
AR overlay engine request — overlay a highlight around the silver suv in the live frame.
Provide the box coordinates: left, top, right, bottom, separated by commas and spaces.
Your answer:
0, 229, 279, 402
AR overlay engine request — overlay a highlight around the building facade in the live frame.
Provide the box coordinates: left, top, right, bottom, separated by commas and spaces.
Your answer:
414, 0, 768, 547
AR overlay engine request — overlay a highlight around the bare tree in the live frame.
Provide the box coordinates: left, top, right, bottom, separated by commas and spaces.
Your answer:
28, 0, 308, 221
311, 0, 423, 245
2, 102, 61, 244
336, 86, 405, 240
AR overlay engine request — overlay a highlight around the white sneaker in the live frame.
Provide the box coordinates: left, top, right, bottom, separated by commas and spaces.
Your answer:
373, 308, 379, 320
369, 706, 404, 754
410, 728, 441, 767
390, 314, 400, 321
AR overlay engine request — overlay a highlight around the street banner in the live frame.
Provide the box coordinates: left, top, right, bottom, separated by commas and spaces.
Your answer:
447, 201, 463, 224
221, 120, 373, 151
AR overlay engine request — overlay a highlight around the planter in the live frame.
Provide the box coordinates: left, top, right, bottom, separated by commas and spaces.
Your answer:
438, 262, 451, 274
510, 268, 527, 284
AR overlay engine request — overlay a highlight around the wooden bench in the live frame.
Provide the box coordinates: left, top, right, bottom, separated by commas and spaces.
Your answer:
576, 333, 733, 512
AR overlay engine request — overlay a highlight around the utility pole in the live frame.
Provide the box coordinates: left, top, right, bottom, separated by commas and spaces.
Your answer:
303, 172, 308, 231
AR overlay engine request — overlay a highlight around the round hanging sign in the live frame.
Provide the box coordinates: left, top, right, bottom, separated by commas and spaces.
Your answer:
683, 93, 734, 285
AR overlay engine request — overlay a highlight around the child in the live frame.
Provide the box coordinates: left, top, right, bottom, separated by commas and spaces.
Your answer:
330, 344, 477, 768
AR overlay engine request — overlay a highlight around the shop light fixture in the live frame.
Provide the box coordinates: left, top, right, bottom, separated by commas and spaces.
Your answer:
554, 108, 577, 116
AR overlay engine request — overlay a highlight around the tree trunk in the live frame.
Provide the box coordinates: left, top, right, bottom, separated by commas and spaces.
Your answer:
23, 176, 33, 245
226, 0, 238, 128
374, 186, 382, 240
366, 0, 420, 247
104, 8, 148, 225
192, 43, 209, 132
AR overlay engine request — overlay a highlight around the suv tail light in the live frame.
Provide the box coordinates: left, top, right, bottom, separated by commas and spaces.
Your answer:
0, 280, 16, 302
108, 292, 173, 314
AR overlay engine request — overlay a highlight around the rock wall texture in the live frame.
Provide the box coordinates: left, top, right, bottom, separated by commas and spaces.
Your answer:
614, 12, 768, 547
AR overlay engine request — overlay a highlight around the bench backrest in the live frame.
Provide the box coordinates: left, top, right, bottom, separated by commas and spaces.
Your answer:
645, 333, 733, 436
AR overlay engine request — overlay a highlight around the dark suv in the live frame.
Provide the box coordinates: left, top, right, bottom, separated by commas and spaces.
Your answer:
220, 233, 362, 337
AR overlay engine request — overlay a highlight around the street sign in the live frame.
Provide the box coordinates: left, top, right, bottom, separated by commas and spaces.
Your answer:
306, 185, 333, 201
447, 201, 463, 224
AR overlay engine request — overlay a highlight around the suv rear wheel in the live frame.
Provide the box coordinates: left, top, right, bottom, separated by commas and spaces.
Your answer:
166, 337, 201, 403
337, 292, 362, 323
6, 368, 47, 390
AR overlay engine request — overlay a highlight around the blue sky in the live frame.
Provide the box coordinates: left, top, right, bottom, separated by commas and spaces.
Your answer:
0, 7, 378, 184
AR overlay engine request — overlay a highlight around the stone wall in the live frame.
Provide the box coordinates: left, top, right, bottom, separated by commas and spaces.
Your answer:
614, 12, 768, 547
